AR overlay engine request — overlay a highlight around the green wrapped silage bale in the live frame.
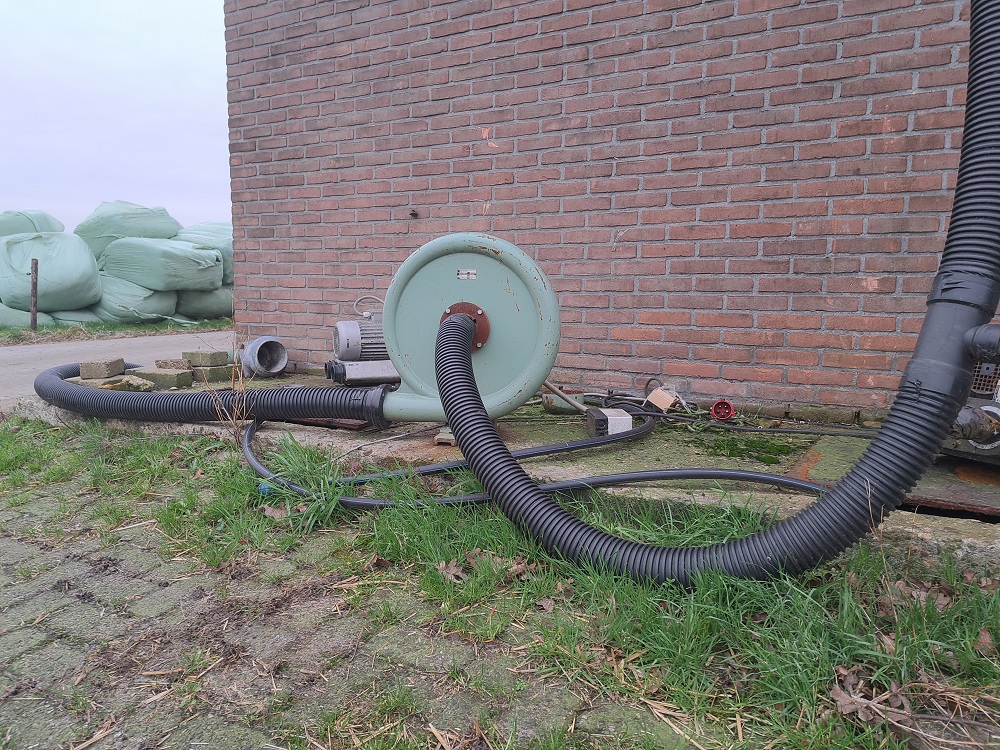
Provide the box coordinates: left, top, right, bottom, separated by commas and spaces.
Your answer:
73, 200, 182, 259
0, 232, 102, 312
89, 273, 177, 323
99, 237, 223, 292
173, 222, 234, 285
0, 210, 64, 236
176, 285, 233, 319
0, 303, 56, 327
50, 309, 104, 323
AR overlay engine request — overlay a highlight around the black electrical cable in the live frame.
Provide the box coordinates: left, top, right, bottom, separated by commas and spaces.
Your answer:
613, 408, 879, 440
597, 396, 880, 439
240, 407, 657, 497
240, 417, 825, 510
335, 469, 825, 510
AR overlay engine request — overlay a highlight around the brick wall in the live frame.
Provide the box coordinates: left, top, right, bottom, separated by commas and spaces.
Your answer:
225, 0, 969, 411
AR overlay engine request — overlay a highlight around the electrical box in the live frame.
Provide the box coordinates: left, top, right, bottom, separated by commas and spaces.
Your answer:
586, 408, 633, 437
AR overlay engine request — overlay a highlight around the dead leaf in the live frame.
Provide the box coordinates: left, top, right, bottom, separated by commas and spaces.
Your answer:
261, 504, 288, 520
876, 632, 896, 655
365, 555, 391, 571
193, 468, 205, 479
831, 684, 864, 717
436, 558, 466, 583
555, 579, 574, 598
974, 626, 996, 656
465, 548, 502, 571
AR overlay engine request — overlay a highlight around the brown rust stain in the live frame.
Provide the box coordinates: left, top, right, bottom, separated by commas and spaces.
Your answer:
952, 462, 1000, 486
787, 448, 823, 482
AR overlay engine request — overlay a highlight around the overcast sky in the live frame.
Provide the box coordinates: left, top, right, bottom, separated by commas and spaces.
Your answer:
0, 1, 231, 231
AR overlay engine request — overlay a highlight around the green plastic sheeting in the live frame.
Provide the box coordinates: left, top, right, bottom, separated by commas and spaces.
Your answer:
99, 238, 223, 292
50, 309, 103, 323
174, 223, 234, 285
74, 200, 182, 259
0, 303, 56, 327
0, 233, 102, 312
176, 285, 233, 319
89, 273, 177, 323
0, 210, 63, 236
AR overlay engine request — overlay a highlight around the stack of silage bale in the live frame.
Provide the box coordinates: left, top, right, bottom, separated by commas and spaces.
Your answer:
0, 201, 234, 327
0, 210, 101, 326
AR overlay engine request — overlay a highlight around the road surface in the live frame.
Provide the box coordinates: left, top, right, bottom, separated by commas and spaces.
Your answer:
0, 330, 235, 411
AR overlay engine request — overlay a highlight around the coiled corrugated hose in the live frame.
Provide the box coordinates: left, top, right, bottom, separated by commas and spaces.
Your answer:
33, 363, 390, 428
433, 0, 1000, 585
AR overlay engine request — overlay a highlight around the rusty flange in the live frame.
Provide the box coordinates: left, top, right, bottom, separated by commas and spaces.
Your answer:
441, 303, 490, 351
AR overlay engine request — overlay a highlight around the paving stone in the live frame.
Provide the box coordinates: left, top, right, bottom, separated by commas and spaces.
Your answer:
0, 692, 83, 749
122, 711, 274, 750
76, 572, 158, 611
0, 536, 46, 567
182, 350, 229, 367
0, 628, 52, 666
367, 624, 477, 673
0, 593, 75, 632
80, 359, 126, 379
9, 641, 89, 687
498, 680, 585, 745
0, 561, 89, 610
95, 375, 156, 392
44, 602, 130, 644
575, 701, 692, 748
127, 368, 194, 389
128, 577, 208, 620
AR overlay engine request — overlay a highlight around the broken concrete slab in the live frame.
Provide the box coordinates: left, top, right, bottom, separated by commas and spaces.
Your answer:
191, 364, 235, 384
79, 358, 125, 380
126, 367, 194, 389
183, 350, 229, 367
155, 358, 191, 370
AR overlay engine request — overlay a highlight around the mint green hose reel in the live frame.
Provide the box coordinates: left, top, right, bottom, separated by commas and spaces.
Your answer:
381, 233, 561, 422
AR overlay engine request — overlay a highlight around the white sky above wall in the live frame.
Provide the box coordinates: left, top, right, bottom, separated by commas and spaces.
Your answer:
0, 1, 231, 231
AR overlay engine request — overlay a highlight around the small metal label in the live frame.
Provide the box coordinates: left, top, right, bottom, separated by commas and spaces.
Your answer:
456, 268, 477, 280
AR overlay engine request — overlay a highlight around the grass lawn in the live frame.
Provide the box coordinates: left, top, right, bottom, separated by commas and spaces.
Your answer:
0, 417, 997, 749
0, 318, 233, 347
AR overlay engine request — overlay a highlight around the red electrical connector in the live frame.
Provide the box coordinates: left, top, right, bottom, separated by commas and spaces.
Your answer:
711, 399, 735, 420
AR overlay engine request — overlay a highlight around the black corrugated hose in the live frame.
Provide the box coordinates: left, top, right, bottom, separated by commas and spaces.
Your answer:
33, 363, 390, 428
434, 0, 1000, 584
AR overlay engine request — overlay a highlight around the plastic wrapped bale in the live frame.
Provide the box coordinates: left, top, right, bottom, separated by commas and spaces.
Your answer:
173, 222, 234, 285
99, 238, 223, 292
176, 285, 233, 319
0, 302, 56, 327
0, 210, 64, 236
73, 200, 182, 259
0, 233, 102, 312
90, 273, 177, 323
50, 309, 103, 323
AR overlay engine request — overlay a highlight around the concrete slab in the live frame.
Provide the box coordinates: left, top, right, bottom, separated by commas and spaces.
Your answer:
790, 435, 1000, 517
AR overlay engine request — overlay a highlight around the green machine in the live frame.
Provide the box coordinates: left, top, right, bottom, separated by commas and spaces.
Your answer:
380, 233, 562, 422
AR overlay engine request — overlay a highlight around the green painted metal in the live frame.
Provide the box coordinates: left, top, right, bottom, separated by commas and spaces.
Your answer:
381, 233, 560, 422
